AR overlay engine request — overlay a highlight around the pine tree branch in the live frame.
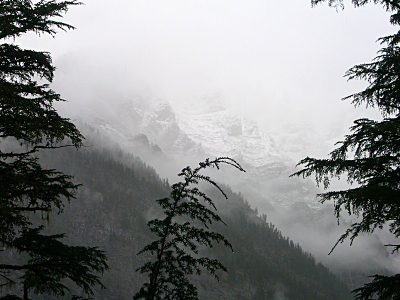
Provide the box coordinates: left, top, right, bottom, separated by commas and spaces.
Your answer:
0, 1, 83, 40
135, 157, 244, 300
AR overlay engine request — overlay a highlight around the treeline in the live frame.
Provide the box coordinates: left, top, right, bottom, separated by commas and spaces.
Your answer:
36, 145, 351, 300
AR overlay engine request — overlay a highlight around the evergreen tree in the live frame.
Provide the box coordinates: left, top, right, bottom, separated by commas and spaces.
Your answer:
293, 0, 400, 299
0, 1, 108, 299
134, 157, 245, 300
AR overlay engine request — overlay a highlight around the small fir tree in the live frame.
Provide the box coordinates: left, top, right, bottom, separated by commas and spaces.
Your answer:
0, 1, 108, 299
134, 157, 245, 300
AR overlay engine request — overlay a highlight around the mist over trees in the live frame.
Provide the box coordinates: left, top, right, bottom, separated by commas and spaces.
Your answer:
293, 0, 400, 299
36, 144, 352, 300
2, 0, 393, 299
0, 1, 108, 299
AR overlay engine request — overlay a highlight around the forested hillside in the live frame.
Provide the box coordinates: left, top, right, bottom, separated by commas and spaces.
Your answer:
34, 145, 351, 300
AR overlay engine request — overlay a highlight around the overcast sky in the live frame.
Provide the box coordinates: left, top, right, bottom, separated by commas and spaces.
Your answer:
19, 0, 396, 157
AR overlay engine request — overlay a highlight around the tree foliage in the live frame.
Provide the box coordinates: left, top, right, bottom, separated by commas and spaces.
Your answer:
134, 157, 245, 300
292, 1, 400, 299
0, 1, 108, 299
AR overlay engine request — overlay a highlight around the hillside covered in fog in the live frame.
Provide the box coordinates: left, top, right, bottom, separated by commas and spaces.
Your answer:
67, 94, 398, 285
33, 144, 351, 300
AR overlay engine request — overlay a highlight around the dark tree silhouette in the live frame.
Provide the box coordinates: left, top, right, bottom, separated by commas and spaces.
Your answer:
293, 1, 400, 299
134, 157, 245, 300
0, 1, 108, 299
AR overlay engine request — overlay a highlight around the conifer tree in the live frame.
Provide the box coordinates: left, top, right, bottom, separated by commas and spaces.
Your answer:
292, 1, 400, 299
134, 157, 245, 300
0, 1, 108, 299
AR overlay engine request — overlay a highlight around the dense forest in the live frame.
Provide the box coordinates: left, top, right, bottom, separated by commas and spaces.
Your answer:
32, 144, 351, 300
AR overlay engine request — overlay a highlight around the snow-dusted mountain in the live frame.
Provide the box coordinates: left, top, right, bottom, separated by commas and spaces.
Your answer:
73, 93, 397, 278
174, 96, 285, 169
77, 94, 319, 212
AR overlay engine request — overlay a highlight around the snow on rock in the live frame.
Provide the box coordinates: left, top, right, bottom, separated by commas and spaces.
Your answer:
78, 95, 320, 210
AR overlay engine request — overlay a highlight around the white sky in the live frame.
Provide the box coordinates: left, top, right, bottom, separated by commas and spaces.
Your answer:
19, 0, 396, 157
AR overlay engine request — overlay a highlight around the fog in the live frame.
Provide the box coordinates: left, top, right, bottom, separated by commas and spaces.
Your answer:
21, 0, 391, 156
267, 203, 400, 279
17, 0, 400, 282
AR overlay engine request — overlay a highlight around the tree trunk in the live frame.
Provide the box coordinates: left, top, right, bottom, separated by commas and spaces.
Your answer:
24, 283, 28, 300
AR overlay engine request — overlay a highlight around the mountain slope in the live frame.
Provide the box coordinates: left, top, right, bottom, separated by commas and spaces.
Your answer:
33, 145, 351, 300
77, 96, 319, 212
70, 96, 398, 289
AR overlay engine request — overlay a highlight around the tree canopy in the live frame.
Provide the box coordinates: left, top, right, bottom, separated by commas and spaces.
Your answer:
0, 1, 108, 299
292, 0, 400, 299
